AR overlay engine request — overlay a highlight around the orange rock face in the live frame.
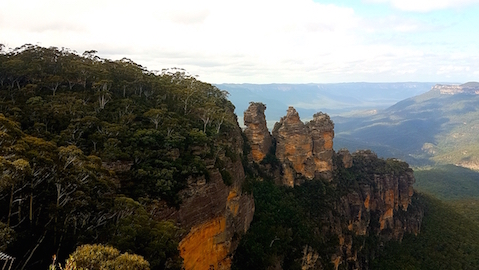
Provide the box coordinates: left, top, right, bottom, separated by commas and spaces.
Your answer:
273, 107, 335, 185
179, 217, 230, 270
153, 118, 255, 270
244, 103, 272, 163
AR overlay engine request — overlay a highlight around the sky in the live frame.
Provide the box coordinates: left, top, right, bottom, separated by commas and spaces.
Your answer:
1, 0, 479, 83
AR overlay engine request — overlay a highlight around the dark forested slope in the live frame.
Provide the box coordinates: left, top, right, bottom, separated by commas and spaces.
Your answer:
0, 44, 250, 269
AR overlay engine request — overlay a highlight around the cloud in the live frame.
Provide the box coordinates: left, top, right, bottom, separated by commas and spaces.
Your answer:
1, 0, 478, 83
365, 0, 479, 12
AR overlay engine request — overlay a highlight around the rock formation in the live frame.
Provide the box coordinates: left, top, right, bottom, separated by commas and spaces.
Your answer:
241, 104, 423, 270
433, 82, 479, 95
272, 107, 334, 185
243, 102, 272, 163
336, 148, 353, 169
327, 150, 422, 269
154, 122, 254, 270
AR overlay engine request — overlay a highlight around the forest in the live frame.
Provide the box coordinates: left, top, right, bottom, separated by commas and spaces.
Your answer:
0, 44, 239, 269
2, 44, 479, 270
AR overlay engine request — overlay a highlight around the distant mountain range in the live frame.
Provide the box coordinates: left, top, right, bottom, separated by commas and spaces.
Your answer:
222, 82, 479, 169
218, 82, 438, 128
333, 82, 479, 168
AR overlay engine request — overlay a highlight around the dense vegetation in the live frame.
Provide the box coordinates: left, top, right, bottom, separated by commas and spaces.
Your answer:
234, 160, 479, 270
233, 154, 417, 270
367, 164, 479, 269
372, 194, 479, 269
414, 165, 479, 201
0, 44, 239, 269
233, 179, 338, 270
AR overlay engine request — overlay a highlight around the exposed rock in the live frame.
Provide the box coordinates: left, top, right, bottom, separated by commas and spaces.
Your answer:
337, 149, 353, 169
301, 246, 320, 270
244, 102, 273, 163
433, 82, 479, 95
154, 122, 255, 270
272, 107, 334, 185
328, 150, 422, 268
240, 106, 423, 270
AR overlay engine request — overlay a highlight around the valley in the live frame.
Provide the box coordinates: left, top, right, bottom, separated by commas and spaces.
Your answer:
1, 45, 479, 270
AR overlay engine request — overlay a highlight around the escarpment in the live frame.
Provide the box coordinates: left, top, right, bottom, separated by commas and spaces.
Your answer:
240, 103, 423, 270
273, 107, 335, 185
328, 150, 423, 269
244, 104, 335, 186
155, 116, 255, 270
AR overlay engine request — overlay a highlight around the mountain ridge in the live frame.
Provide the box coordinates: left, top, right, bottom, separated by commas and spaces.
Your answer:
333, 82, 479, 169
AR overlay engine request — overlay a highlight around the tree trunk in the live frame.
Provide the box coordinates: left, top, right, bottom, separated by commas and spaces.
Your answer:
7, 185, 13, 227
29, 192, 33, 224
20, 229, 47, 270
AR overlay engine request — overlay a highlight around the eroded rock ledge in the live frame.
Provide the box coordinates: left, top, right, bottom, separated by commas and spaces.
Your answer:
242, 103, 423, 269
243, 102, 272, 163
244, 104, 335, 186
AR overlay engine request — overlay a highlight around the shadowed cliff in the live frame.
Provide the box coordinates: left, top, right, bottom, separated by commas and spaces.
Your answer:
236, 102, 424, 269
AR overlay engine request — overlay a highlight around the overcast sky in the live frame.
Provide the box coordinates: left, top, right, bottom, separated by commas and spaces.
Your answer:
1, 0, 479, 83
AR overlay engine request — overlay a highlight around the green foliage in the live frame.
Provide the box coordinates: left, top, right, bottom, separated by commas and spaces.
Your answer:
414, 165, 479, 200
447, 199, 479, 227
0, 45, 241, 269
0, 222, 14, 252
372, 194, 479, 270
108, 197, 182, 269
233, 179, 339, 270
66, 244, 150, 270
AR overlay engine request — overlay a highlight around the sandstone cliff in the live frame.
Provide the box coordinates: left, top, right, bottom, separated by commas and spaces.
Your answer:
328, 150, 422, 269
243, 102, 272, 163
432, 82, 479, 95
244, 104, 335, 186
240, 104, 423, 270
154, 120, 254, 270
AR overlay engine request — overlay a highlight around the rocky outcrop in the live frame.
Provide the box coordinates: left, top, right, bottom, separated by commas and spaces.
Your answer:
433, 82, 479, 95
272, 107, 334, 186
154, 122, 254, 270
240, 104, 423, 270
324, 150, 422, 269
293, 150, 423, 270
336, 148, 353, 169
244, 102, 272, 163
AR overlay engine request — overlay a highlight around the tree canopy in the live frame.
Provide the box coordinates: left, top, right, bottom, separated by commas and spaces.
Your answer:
0, 44, 239, 269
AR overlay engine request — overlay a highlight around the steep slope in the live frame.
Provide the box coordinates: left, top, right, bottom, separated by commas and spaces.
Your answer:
373, 195, 479, 270
0, 45, 254, 270
238, 103, 423, 269
334, 82, 479, 168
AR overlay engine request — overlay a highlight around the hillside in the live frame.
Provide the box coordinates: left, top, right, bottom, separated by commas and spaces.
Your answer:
333, 83, 479, 168
0, 44, 254, 269
372, 194, 479, 270
4, 44, 467, 270
372, 164, 479, 269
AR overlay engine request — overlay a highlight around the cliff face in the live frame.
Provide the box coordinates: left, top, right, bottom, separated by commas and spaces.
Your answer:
329, 150, 422, 269
155, 122, 254, 270
433, 82, 479, 95
241, 104, 423, 270
246, 105, 334, 186
243, 102, 272, 163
